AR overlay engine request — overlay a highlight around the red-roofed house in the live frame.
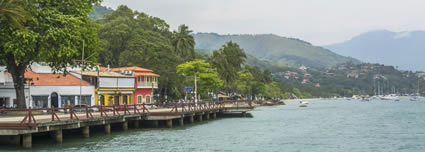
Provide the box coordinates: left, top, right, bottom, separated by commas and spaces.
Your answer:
0, 65, 95, 108
25, 70, 95, 108
109, 66, 159, 104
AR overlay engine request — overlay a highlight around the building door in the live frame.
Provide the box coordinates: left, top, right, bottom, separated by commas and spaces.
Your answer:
123, 95, 128, 104
51, 92, 59, 108
114, 96, 120, 105
100, 95, 105, 105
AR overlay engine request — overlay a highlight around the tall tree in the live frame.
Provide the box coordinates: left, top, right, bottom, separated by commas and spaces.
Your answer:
211, 41, 246, 94
96, 5, 187, 101
172, 24, 195, 60
0, 0, 101, 108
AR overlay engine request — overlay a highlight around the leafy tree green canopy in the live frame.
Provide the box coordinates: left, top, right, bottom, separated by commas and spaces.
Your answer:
264, 82, 282, 98
0, 0, 101, 108
176, 60, 222, 97
236, 69, 255, 97
95, 5, 190, 101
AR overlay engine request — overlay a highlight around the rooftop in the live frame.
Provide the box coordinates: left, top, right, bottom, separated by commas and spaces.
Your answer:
72, 71, 133, 78
25, 70, 91, 86
110, 66, 152, 72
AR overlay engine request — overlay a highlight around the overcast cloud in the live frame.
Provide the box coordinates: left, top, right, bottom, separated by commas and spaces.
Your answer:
102, 0, 425, 45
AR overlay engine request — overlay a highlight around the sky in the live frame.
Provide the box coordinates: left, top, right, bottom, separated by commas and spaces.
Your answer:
102, 0, 425, 46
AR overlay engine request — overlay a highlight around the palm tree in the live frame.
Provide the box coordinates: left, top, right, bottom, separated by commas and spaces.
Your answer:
0, 0, 30, 29
211, 41, 247, 95
172, 24, 195, 60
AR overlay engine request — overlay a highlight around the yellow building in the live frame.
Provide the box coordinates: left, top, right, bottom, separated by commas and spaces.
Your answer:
73, 71, 136, 106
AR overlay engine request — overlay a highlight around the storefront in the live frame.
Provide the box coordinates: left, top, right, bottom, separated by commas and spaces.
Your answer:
74, 70, 135, 106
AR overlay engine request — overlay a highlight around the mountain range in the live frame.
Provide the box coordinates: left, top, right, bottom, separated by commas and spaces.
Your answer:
325, 30, 425, 72
193, 33, 359, 68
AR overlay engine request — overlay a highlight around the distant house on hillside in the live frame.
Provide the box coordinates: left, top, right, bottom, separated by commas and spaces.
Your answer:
347, 72, 359, 79
301, 79, 310, 84
283, 71, 298, 79
299, 65, 308, 71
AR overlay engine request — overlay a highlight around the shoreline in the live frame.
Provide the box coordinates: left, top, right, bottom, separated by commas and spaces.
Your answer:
281, 98, 321, 102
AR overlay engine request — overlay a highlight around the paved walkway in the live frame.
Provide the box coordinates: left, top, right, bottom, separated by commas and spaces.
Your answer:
0, 103, 249, 124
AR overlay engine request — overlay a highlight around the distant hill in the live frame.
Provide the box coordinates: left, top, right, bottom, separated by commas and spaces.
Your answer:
325, 30, 425, 72
196, 49, 297, 73
193, 33, 360, 68
89, 5, 113, 19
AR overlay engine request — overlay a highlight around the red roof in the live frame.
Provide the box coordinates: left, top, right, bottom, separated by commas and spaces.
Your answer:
108, 66, 160, 77
134, 72, 160, 77
110, 66, 152, 72
25, 70, 90, 86
99, 67, 108, 71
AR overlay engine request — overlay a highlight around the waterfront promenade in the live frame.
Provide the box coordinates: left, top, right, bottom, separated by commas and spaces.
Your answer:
0, 101, 254, 148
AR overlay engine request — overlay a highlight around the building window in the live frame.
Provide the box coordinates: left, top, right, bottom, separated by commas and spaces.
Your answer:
108, 96, 114, 106
114, 96, 120, 105
137, 95, 142, 104
32, 96, 48, 108
0, 97, 9, 108
146, 96, 151, 104
61, 96, 75, 107
77, 96, 91, 105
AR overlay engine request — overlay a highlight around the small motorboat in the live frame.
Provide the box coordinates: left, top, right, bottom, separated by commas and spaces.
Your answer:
299, 101, 308, 107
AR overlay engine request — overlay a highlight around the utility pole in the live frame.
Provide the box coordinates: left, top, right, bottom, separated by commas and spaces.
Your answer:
194, 73, 197, 103
80, 40, 84, 105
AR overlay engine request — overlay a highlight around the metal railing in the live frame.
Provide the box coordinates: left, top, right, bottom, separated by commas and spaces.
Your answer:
0, 100, 252, 129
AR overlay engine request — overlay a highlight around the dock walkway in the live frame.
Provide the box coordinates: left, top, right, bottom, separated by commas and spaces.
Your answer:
0, 101, 254, 148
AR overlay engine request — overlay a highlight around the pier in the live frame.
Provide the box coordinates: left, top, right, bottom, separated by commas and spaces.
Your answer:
0, 101, 253, 148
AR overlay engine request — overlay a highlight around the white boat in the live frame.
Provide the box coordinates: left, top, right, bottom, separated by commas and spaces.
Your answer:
299, 103, 308, 107
380, 94, 399, 100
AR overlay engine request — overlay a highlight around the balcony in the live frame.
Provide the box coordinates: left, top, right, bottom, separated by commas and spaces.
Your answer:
137, 82, 158, 89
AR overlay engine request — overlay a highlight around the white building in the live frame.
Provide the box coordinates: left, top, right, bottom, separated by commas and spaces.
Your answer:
0, 64, 95, 108
0, 67, 29, 108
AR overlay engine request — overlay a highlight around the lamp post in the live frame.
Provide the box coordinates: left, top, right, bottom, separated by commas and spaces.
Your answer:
152, 80, 155, 104
25, 78, 33, 108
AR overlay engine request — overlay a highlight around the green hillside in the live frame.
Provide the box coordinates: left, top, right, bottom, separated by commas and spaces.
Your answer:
196, 49, 295, 73
194, 33, 360, 68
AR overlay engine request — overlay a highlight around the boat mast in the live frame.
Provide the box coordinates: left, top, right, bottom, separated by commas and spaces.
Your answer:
417, 78, 420, 96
